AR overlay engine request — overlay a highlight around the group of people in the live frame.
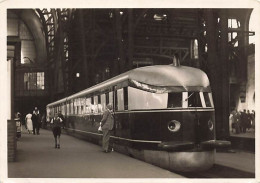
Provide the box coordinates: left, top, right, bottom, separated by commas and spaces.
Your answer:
25, 107, 42, 135
229, 109, 255, 134
20, 104, 114, 152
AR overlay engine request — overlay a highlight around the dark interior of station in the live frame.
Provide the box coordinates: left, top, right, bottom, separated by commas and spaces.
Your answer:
7, 8, 255, 140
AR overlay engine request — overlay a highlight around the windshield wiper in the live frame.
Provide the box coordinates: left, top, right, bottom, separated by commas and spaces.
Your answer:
183, 92, 194, 102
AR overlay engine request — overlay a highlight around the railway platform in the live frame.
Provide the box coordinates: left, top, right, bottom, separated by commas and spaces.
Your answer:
8, 127, 183, 178
8, 126, 255, 178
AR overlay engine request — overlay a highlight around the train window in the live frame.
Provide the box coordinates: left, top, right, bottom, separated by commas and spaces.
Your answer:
91, 97, 94, 105
188, 92, 202, 107
105, 92, 109, 105
128, 87, 167, 110
67, 102, 69, 115
98, 95, 102, 113
79, 103, 84, 114
101, 94, 106, 112
76, 98, 80, 115
168, 93, 182, 108
200, 92, 206, 107
71, 101, 73, 115
94, 96, 98, 113
83, 98, 86, 114
115, 90, 118, 111
203, 92, 213, 107
109, 92, 113, 107
74, 99, 77, 114
117, 88, 124, 111
98, 95, 101, 104
85, 98, 91, 114
61, 104, 65, 115
123, 87, 128, 110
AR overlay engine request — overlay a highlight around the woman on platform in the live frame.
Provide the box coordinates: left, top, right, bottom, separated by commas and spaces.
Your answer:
25, 112, 33, 134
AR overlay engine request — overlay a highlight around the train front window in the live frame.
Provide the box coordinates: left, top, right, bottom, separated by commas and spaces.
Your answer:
128, 87, 167, 110
203, 92, 213, 107
168, 93, 182, 108
187, 92, 202, 107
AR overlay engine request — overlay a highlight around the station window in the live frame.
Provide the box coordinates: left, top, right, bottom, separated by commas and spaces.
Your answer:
191, 39, 199, 59
24, 72, 45, 90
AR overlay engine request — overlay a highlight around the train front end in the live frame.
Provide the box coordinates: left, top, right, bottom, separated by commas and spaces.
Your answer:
155, 91, 227, 172
128, 65, 230, 172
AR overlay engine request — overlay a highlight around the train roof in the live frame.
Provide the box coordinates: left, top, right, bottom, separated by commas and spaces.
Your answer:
129, 65, 209, 87
47, 65, 210, 107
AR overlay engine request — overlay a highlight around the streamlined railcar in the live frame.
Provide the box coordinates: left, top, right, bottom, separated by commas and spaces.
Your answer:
46, 65, 230, 172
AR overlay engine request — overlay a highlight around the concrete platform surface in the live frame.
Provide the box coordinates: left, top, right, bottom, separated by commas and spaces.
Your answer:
215, 150, 255, 174
8, 127, 184, 178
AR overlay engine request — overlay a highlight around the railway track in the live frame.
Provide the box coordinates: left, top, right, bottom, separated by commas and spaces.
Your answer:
179, 164, 255, 178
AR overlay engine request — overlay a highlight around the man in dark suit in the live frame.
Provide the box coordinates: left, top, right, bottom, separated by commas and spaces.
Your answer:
100, 104, 114, 153
32, 107, 40, 135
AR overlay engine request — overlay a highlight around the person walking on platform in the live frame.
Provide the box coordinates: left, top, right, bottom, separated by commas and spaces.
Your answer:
51, 112, 63, 149
32, 107, 40, 135
100, 104, 114, 153
25, 112, 33, 134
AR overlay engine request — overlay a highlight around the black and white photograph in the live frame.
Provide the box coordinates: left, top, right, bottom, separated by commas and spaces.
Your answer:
0, 0, 259, 182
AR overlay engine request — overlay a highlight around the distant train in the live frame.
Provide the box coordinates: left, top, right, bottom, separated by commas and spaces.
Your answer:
46, 64, 230, 172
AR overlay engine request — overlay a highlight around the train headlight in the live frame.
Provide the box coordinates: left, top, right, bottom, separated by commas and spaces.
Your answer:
168, 120, 181, 133
208, 119, 214, 131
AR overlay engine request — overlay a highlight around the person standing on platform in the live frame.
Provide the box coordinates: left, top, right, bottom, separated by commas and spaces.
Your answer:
233, 110, 241, 134
240, 109, 247, 133
246, 110, 252, 131
51, 112, 63, 149
100, 103, 114, 153
25, 112, 33, 134
251, 110, 255, 129
229, 110, 235, 133
32, 107, 41, 135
